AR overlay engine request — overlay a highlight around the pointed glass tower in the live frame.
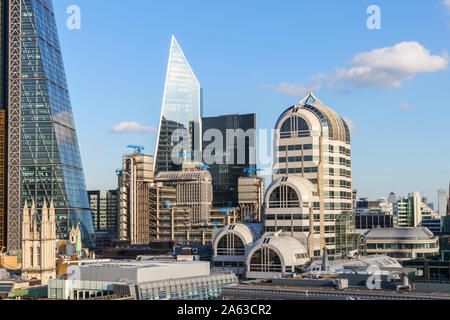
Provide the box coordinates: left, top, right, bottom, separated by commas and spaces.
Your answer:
5, 0, 95, 251
155, 36, 203, 174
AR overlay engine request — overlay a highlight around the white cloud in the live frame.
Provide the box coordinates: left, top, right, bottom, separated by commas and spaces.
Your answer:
109, 122, 157, 134
275, 82, 322, 97
444, 0, 450, 9
342, 117, 357, 134
316, 42, 448, 88
399, 102, 412, 111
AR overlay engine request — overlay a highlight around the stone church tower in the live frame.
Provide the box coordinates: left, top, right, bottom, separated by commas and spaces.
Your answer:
21, 200, 57, 285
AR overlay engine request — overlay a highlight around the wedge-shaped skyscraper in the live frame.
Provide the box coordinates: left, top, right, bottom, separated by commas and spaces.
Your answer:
155, 36, 203, 174
2, 0, 95, 251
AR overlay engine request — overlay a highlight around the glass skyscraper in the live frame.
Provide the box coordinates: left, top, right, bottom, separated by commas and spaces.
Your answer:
3, 0, 94, 251
155, 35, 203, 174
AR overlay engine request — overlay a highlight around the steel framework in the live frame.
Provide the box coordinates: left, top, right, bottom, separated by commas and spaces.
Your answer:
0, 111, 5, 248
6, 0, 22, 252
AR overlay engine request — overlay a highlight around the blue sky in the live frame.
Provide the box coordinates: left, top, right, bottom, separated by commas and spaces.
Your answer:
52, 0, 450, 206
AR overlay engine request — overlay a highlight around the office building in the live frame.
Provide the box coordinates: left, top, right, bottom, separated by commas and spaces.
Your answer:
394, 192, 441, 234
88, 190, 118, 236
355, 212, 393, 229
422, 197, 435, 211
155, 36, 203, 174
148, 183, 219, 245
212, 223, 262, 277
154, 163, 212, 224
117, 152, 154, 244
212, 221, 363, 279
0, 0, 95, 252
268, 92, 353, 258
148, 163, 237, 244
355, 198, 393, 215
354, 197, 393, 229
201, 113, 257, 207
388, 192, 397, 205
362, 227, 440, 261
212, 224, 309, 280
48, 259, 237, 300
237, 176, 264, 222
439, 188, 448, 217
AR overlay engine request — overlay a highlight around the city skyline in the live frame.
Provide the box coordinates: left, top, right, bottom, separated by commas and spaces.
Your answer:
49, 0, 449, 205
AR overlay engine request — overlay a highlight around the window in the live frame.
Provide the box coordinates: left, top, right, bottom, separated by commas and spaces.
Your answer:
269, 185, 300, 208
217, 233, 245, 256
280, 117, 310, 139
250, 248, 282, 272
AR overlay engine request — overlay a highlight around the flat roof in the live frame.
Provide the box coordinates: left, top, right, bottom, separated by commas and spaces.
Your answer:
81, 259, 208, 270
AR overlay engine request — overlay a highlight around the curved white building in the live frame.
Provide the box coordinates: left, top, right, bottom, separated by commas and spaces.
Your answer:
264, 175, 322, 257
212, 224, 316, 279
246, 232, 309, 279
212, 223, 261, 276
269, 92, 353, 258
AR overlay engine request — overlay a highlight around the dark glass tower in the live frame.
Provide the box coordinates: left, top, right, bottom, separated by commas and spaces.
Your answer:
5, 0, 94, 251
201, 113, 256, 208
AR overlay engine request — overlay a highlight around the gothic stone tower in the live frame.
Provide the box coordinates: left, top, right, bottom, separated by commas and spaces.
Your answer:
21, 200, 56, 285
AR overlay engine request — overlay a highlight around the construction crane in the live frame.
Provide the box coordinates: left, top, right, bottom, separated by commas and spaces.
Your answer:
219, 208, 233, 215
197, 164, 210, 170
127, 145, 145, 153
243, 168, 262, 176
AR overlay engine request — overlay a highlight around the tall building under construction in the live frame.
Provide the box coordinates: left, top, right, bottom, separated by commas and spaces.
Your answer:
0, 0, 95, 252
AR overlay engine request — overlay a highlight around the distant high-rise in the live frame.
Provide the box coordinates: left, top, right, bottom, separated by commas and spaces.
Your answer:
88, 190, 119, 236
388, 192, 397, 205
438, 188, 447, 217
201, 113, 257, 207
394, 192, 441, 234
2, 0, 94, 252
155, 36, 203, 174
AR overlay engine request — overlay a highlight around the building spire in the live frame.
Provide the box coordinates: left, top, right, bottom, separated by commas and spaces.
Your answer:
299, 91, 323, 106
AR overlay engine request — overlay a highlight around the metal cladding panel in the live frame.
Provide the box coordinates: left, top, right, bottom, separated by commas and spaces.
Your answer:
79, 266, 138, 283
136, 262, 210, 283
78, 261, 210, 284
